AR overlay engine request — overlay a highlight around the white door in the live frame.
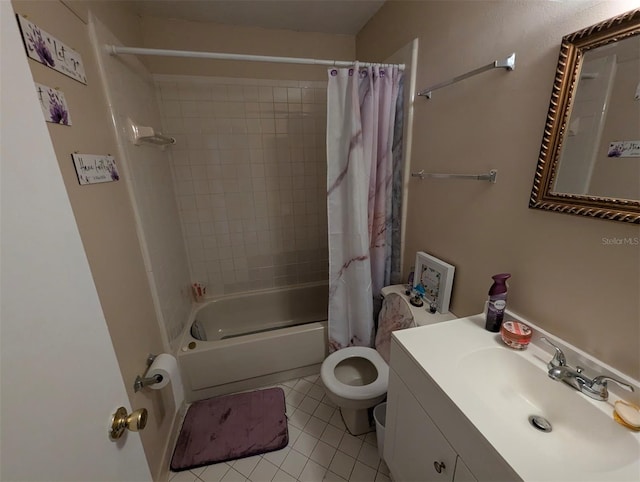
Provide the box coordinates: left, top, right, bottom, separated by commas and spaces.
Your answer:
0, 3, 151, 481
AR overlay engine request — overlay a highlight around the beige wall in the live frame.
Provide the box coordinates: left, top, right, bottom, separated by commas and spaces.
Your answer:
140, 16, 355, 81
357, 1, 640, 379
11, 1, 175, 478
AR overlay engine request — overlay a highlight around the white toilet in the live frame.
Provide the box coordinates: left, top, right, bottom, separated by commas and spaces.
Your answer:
321, 285, 455, 435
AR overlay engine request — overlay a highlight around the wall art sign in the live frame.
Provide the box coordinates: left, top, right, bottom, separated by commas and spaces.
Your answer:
35, 83, 71, 125
607, 140, 640, 158
413, 251, 455, 314
71, 154, 120, 185
16, 15, 87, 84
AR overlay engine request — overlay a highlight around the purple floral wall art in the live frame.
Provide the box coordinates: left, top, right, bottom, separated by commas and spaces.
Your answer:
35, 83, 72, 125
16, 15, 87, 84
71, 154, 120, 185
607, 141, 640, 158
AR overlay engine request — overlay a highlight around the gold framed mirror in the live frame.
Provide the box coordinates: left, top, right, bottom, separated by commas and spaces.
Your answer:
530, 8, 640, 224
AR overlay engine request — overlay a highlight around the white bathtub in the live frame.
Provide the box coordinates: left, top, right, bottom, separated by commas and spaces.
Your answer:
178, 282, 328, 402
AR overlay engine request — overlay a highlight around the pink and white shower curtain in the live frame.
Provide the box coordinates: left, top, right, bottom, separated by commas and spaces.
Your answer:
326, 63, 404, 351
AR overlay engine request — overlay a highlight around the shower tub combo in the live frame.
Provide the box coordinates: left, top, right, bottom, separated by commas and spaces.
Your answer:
178, 282, 328, 402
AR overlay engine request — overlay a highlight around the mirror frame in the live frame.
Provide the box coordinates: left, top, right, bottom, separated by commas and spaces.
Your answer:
529, 8, 640, 224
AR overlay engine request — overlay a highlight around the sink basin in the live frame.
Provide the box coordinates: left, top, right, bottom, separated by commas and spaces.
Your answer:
458, 347, 639, 472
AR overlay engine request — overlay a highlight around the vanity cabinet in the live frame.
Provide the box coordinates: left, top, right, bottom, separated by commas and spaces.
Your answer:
384, 336, 520, 482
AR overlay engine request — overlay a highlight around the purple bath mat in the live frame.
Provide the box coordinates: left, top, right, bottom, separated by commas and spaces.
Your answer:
171, 387, 288, 471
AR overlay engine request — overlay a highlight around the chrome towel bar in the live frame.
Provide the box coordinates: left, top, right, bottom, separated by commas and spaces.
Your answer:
418, 53, 515, 99
411, 169, 497, 183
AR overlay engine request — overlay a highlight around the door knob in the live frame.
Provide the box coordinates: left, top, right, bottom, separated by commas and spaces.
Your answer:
109, 406, 148, 440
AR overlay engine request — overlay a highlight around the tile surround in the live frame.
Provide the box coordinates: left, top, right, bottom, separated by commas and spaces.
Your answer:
169, 375, 391, 482
93, 26, 192, 349
156, 75, 329, 295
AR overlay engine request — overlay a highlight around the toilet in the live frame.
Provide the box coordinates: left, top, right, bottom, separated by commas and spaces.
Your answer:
321, 285, 455, 435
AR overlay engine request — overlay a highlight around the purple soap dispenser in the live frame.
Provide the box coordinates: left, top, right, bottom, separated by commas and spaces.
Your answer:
485, 273, 511, 332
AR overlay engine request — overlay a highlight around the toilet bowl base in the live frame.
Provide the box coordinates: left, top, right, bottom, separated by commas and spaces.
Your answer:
340, 406, 374, 435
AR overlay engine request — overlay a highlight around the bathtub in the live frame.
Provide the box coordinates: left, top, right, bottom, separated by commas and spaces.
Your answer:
178, 282, 328, 402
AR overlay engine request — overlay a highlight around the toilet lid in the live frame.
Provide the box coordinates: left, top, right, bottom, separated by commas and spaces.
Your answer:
374, 293, 416, 363
320, 346, 389, 401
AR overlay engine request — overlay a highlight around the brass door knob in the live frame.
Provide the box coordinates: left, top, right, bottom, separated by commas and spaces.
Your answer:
109, 407, 148, 440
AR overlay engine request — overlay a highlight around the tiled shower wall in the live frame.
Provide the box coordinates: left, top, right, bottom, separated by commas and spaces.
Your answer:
155, 75, 329, 295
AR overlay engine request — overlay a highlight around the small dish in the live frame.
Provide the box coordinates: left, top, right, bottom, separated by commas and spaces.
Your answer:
500, 321, 532, 349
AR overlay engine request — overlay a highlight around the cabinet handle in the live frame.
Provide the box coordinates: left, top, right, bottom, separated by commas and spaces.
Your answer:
433, 461, 446, 473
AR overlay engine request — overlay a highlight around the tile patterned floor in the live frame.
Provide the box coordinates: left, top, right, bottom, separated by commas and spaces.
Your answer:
169, 375, 391, 482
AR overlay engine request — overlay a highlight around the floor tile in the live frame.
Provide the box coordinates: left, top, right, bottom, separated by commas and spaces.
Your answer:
289, 408, 312, 429
280, 448, 309, 479
293, 431, 319, 457
304, 374, 320, 384
190, 465, 209, 477
309, 440, 337, 469
338, 433, 362, 458
281, 379, 298, 389
287, 424, 302, 446
221, 467, 248, 482
286, 389, 305, 408
288, 424, 302, 446
363, 432, 377, 447
272, 469, 296, 482
356, 441, 380, 469
374, 471, 391, 482
263, 446, 290, 468
277, 384, 292, 396
303, 416, 328, 438
322, 471, 347, 482
313, 403, 335, 422
200, 463, 231, 482
298, 395, 321, 415
349, 461, 377, 482
328, 451, 355, 480
321, 394, 337, 408
293, 379, 314, 394
320, 424, 344, 448
248, 458, 279, 482
377, 459, 390, 476
299, 459, 327, 482
169, 470, 199, 482
232, 455, 262, 478
306, 383, 326, 401
328, 410, 346, 430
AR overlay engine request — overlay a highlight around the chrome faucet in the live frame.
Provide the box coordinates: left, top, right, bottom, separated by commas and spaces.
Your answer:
540, 337, 635, 401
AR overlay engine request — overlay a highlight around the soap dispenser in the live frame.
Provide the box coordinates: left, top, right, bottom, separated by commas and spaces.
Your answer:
485, 273, 511, 332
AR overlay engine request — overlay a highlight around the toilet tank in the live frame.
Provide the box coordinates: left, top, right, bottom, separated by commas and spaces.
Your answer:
381, 285, 457, 326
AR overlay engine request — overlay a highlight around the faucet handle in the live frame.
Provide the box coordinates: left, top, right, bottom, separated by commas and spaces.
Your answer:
591, 375, 635, 393
540, 337, 567, 369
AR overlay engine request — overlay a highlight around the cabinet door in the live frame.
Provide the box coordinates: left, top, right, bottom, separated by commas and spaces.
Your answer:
454, 456, 478, 482
386, 369, 458, 482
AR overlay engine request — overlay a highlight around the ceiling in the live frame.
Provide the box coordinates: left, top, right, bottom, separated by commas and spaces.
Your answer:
131, 0, 386, 35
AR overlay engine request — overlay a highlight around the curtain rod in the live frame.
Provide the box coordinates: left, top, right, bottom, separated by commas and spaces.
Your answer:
107, 45, 405, 70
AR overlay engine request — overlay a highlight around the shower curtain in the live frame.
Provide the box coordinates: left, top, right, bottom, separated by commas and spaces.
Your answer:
326, 63, 404, 351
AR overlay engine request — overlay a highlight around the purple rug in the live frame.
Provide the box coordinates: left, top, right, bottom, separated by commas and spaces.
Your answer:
170, 387, 288, 472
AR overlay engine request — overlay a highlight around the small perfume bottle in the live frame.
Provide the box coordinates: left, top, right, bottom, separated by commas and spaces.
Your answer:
485, 273, 511, 332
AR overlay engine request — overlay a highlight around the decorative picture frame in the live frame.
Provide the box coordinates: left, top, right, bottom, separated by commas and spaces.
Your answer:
413, 251, 455, 313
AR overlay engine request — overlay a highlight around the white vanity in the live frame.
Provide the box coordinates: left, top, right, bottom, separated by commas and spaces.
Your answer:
384, 313, 640, 481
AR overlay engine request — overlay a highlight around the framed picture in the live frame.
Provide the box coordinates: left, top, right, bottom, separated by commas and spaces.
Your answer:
413, 251, 455, 313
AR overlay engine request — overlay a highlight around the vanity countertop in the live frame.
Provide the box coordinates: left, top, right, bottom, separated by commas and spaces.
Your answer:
392, 313, 640, 482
